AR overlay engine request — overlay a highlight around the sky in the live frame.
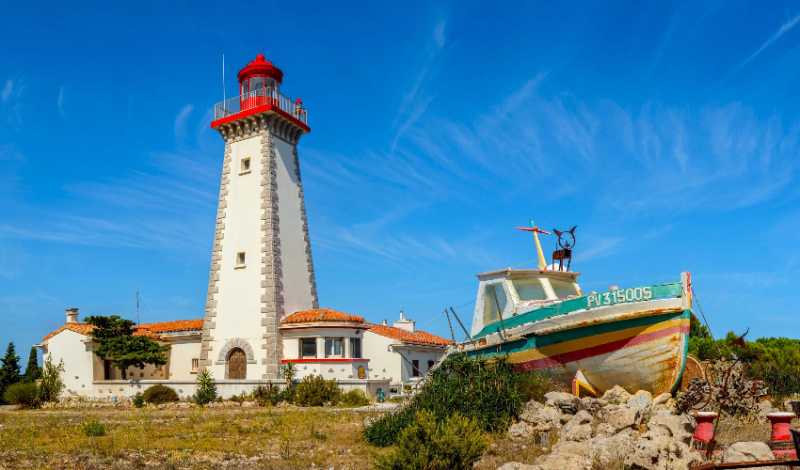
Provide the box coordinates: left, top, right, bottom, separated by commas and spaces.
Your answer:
2, 1, 800, 361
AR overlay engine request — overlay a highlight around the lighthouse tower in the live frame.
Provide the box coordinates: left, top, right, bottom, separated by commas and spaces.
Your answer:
200, 54, 318, 380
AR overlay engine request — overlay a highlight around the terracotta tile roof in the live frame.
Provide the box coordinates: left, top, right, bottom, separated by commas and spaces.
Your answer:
41, 319, 203, 342
41, 323, 95, 342
135, 319, 204, 334
282, 308, 365, 324
367, 324, 453, 347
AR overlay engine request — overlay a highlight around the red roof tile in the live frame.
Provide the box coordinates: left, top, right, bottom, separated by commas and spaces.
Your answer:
283, 308, 365, 324
42, 319, 203, 342
367, 324, 453, 347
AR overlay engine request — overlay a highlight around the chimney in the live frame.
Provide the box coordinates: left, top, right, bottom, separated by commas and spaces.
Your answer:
393, 310, 415, 333
381, 319, 388, 326
65, 307, 79, 324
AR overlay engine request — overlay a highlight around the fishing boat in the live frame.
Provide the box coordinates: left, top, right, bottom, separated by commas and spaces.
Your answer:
458, 222, 692, 396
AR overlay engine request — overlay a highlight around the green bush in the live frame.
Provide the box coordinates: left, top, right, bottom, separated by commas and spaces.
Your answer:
340, 389, 370, 407
279, 385, 296, 404
193, 369, 217, 405
294, 375, 341, 406
253, 385, 282, 406
38, 356, 64, 403
132, 393, 145, 408
375, 410, 487, 470
141, 384, 178, 404
82, 419, 106, 437
365, 354, 525, 447
3, 382, 40, 408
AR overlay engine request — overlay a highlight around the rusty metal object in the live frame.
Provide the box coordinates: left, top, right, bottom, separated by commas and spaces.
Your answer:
691, 460, 800, 469
682, 355, 707, 392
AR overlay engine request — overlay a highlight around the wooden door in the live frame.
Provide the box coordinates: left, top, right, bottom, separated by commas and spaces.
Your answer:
227, 348, 247, 379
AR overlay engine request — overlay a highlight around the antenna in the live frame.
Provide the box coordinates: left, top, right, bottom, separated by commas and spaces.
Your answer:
222, 54, 226, 104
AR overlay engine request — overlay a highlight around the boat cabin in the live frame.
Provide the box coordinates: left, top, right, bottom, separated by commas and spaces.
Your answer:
470, 268, 583, 337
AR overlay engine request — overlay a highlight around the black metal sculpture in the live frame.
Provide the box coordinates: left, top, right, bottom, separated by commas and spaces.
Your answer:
552, 226, 577, 271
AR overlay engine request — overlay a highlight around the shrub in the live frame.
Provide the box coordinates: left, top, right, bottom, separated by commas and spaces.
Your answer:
3, 382, 40, 409
132, 393, 145, 408
38, 356, 64, 403
365, 354, 525, 446
253, 385, 281, 406
142, 384, 178, 404
340, 389, 370, 407
279, 385, 296, 404
375, 410, 487, 470
82, 419, 106, 437
294, 375, 341, 406
193, 369, 217, 405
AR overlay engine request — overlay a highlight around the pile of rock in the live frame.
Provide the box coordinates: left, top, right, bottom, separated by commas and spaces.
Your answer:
500, 386, 702, 470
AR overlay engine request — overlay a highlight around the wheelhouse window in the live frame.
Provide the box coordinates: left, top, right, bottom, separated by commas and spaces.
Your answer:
550, 279, 579, 299
412, 360, 420, 377
512, 278, 548, 301
324, 337, 344, 358
349, 337, 362, 359
300, 338, 317, 358
482, 283, 508, 325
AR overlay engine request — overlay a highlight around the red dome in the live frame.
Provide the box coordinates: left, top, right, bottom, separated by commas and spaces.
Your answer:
237, 53, 284, 84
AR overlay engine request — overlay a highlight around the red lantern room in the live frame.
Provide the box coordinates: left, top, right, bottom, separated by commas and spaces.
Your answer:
238, 53, 283, 109
211, 53, 309, 132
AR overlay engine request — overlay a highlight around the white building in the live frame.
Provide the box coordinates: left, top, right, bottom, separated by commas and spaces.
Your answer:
37, 54, 451, 400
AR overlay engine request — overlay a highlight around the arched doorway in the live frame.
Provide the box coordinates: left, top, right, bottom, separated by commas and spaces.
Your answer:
227, 347, 247, 379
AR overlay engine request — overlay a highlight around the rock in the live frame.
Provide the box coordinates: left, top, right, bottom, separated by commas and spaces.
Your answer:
560, 411, 593, 442
601, 404, 641, 432
519, 400, 561, 432
723, 442, 776, 468
545, 392, 581, 415
496, 463, 541, 470
602, 385, 632, 405
647, 411, 695, 445
593, 422, 616, 438
652, 393, 671, 406
590, 429, 637, 468
551, 439, 591, 457
535, 452, 592, 470
580, 397, 606, 415
624, 428, 702, 470
627, 390, 653, 414
508, 421, 535, 441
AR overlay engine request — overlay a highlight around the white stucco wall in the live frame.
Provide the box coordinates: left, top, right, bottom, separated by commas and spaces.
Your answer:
208, 135, 266, 380
272, 136, 314, 317
44, 329, 94, 396
362, 332, 401, 384
168, 339, 201, 381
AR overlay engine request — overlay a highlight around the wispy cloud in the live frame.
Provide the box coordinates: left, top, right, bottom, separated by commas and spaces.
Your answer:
738, 13, 800, 69
1, 80, 12, 102
57, 86, 65, 117
174, 104, 194, 140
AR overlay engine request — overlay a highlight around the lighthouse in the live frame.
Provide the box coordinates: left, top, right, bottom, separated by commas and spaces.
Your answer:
200, 54, 318, 380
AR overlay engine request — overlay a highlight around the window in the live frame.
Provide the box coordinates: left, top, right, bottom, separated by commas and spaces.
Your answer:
324, 337, 344, 357
235, 252, 246, 268
482, 283, 508, 324
551, 279, 579, 299
427, 360, 435, 371
300, 338, 317, 358
191, 358, 199, 373
240, 157, 251, 174
349, 337, 362, 358
513, 278, 548, 301
412, 360, 420, 377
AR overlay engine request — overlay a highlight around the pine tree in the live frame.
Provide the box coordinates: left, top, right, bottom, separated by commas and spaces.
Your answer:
24, 347, 40, 382
0, 342, 21, 404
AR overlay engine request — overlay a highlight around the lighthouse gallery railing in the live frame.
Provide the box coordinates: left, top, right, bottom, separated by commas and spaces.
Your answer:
213, 88, 308, 125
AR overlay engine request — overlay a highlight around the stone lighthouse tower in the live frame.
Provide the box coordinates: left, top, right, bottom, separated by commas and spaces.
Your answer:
200, 53, 318, 380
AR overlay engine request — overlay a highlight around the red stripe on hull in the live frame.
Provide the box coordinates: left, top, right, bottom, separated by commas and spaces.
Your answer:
515, 324, 689, 371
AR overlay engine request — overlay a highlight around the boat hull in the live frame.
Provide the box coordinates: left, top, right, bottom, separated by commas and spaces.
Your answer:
467, 309, 690, 395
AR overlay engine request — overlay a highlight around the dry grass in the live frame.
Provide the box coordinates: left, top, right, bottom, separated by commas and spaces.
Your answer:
0, 406, 390, 469
474, 430, 557, 469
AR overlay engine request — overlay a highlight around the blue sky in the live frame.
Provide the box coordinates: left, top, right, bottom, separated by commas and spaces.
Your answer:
2, 2, 800, 359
